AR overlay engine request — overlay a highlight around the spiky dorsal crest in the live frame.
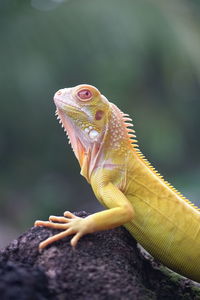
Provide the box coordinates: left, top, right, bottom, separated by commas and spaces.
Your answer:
120, 109, 200, 211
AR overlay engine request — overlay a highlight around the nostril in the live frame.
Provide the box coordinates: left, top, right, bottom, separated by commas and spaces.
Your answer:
57, 90, 62, 95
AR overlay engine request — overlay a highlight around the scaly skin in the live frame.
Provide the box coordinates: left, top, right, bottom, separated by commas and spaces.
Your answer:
35, 84, 200, 283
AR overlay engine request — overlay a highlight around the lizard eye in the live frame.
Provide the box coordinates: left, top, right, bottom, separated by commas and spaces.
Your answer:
77, 89, 93, 101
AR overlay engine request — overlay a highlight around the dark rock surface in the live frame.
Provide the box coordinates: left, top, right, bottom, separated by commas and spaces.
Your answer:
0, 211, 200, 300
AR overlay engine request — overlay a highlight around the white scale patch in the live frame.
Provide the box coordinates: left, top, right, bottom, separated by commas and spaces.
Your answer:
84, 126, 99, 140
89, 129, 99, 139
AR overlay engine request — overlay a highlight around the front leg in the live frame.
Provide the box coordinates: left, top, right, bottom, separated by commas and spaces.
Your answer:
35, 183, 134, 249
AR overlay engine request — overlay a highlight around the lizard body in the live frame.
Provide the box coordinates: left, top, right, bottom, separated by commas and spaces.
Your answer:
35, 84, 200, 283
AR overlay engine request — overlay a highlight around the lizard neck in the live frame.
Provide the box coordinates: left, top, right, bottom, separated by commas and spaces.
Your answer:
102, 103, 134, 164
81, 103, 134, 181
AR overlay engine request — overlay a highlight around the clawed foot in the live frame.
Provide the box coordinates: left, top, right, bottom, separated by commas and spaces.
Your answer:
35, 211, 89, 249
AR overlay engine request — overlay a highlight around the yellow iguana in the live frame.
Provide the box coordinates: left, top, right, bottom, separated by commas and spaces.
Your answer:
35, 84, 200, 283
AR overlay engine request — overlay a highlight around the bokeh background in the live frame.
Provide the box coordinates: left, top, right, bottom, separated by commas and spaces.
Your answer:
0, 0, 200, 248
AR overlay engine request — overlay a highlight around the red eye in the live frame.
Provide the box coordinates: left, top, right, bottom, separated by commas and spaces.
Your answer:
77, 89, 92, 101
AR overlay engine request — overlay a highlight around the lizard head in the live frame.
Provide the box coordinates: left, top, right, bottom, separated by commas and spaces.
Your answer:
54, 84, 111, 165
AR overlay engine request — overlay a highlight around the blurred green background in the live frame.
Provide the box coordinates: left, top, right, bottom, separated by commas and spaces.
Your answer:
0, 0, 200, 248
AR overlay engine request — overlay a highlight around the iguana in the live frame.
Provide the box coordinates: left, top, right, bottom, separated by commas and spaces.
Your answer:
35, 84, 200, 283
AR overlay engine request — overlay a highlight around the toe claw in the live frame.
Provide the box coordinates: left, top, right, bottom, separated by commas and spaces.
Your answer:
49, 216, 69, 223
35, 220, 43, 227
64, 211, 76, 218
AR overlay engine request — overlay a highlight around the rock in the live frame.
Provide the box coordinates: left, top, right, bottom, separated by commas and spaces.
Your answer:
0, 261, 50, 300
0, 211, 200, 300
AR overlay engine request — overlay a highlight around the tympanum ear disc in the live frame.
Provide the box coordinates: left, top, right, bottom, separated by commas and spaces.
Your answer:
95, 110, 104, 120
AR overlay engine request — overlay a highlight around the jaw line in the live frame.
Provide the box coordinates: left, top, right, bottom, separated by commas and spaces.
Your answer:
54, 97, 82, 113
